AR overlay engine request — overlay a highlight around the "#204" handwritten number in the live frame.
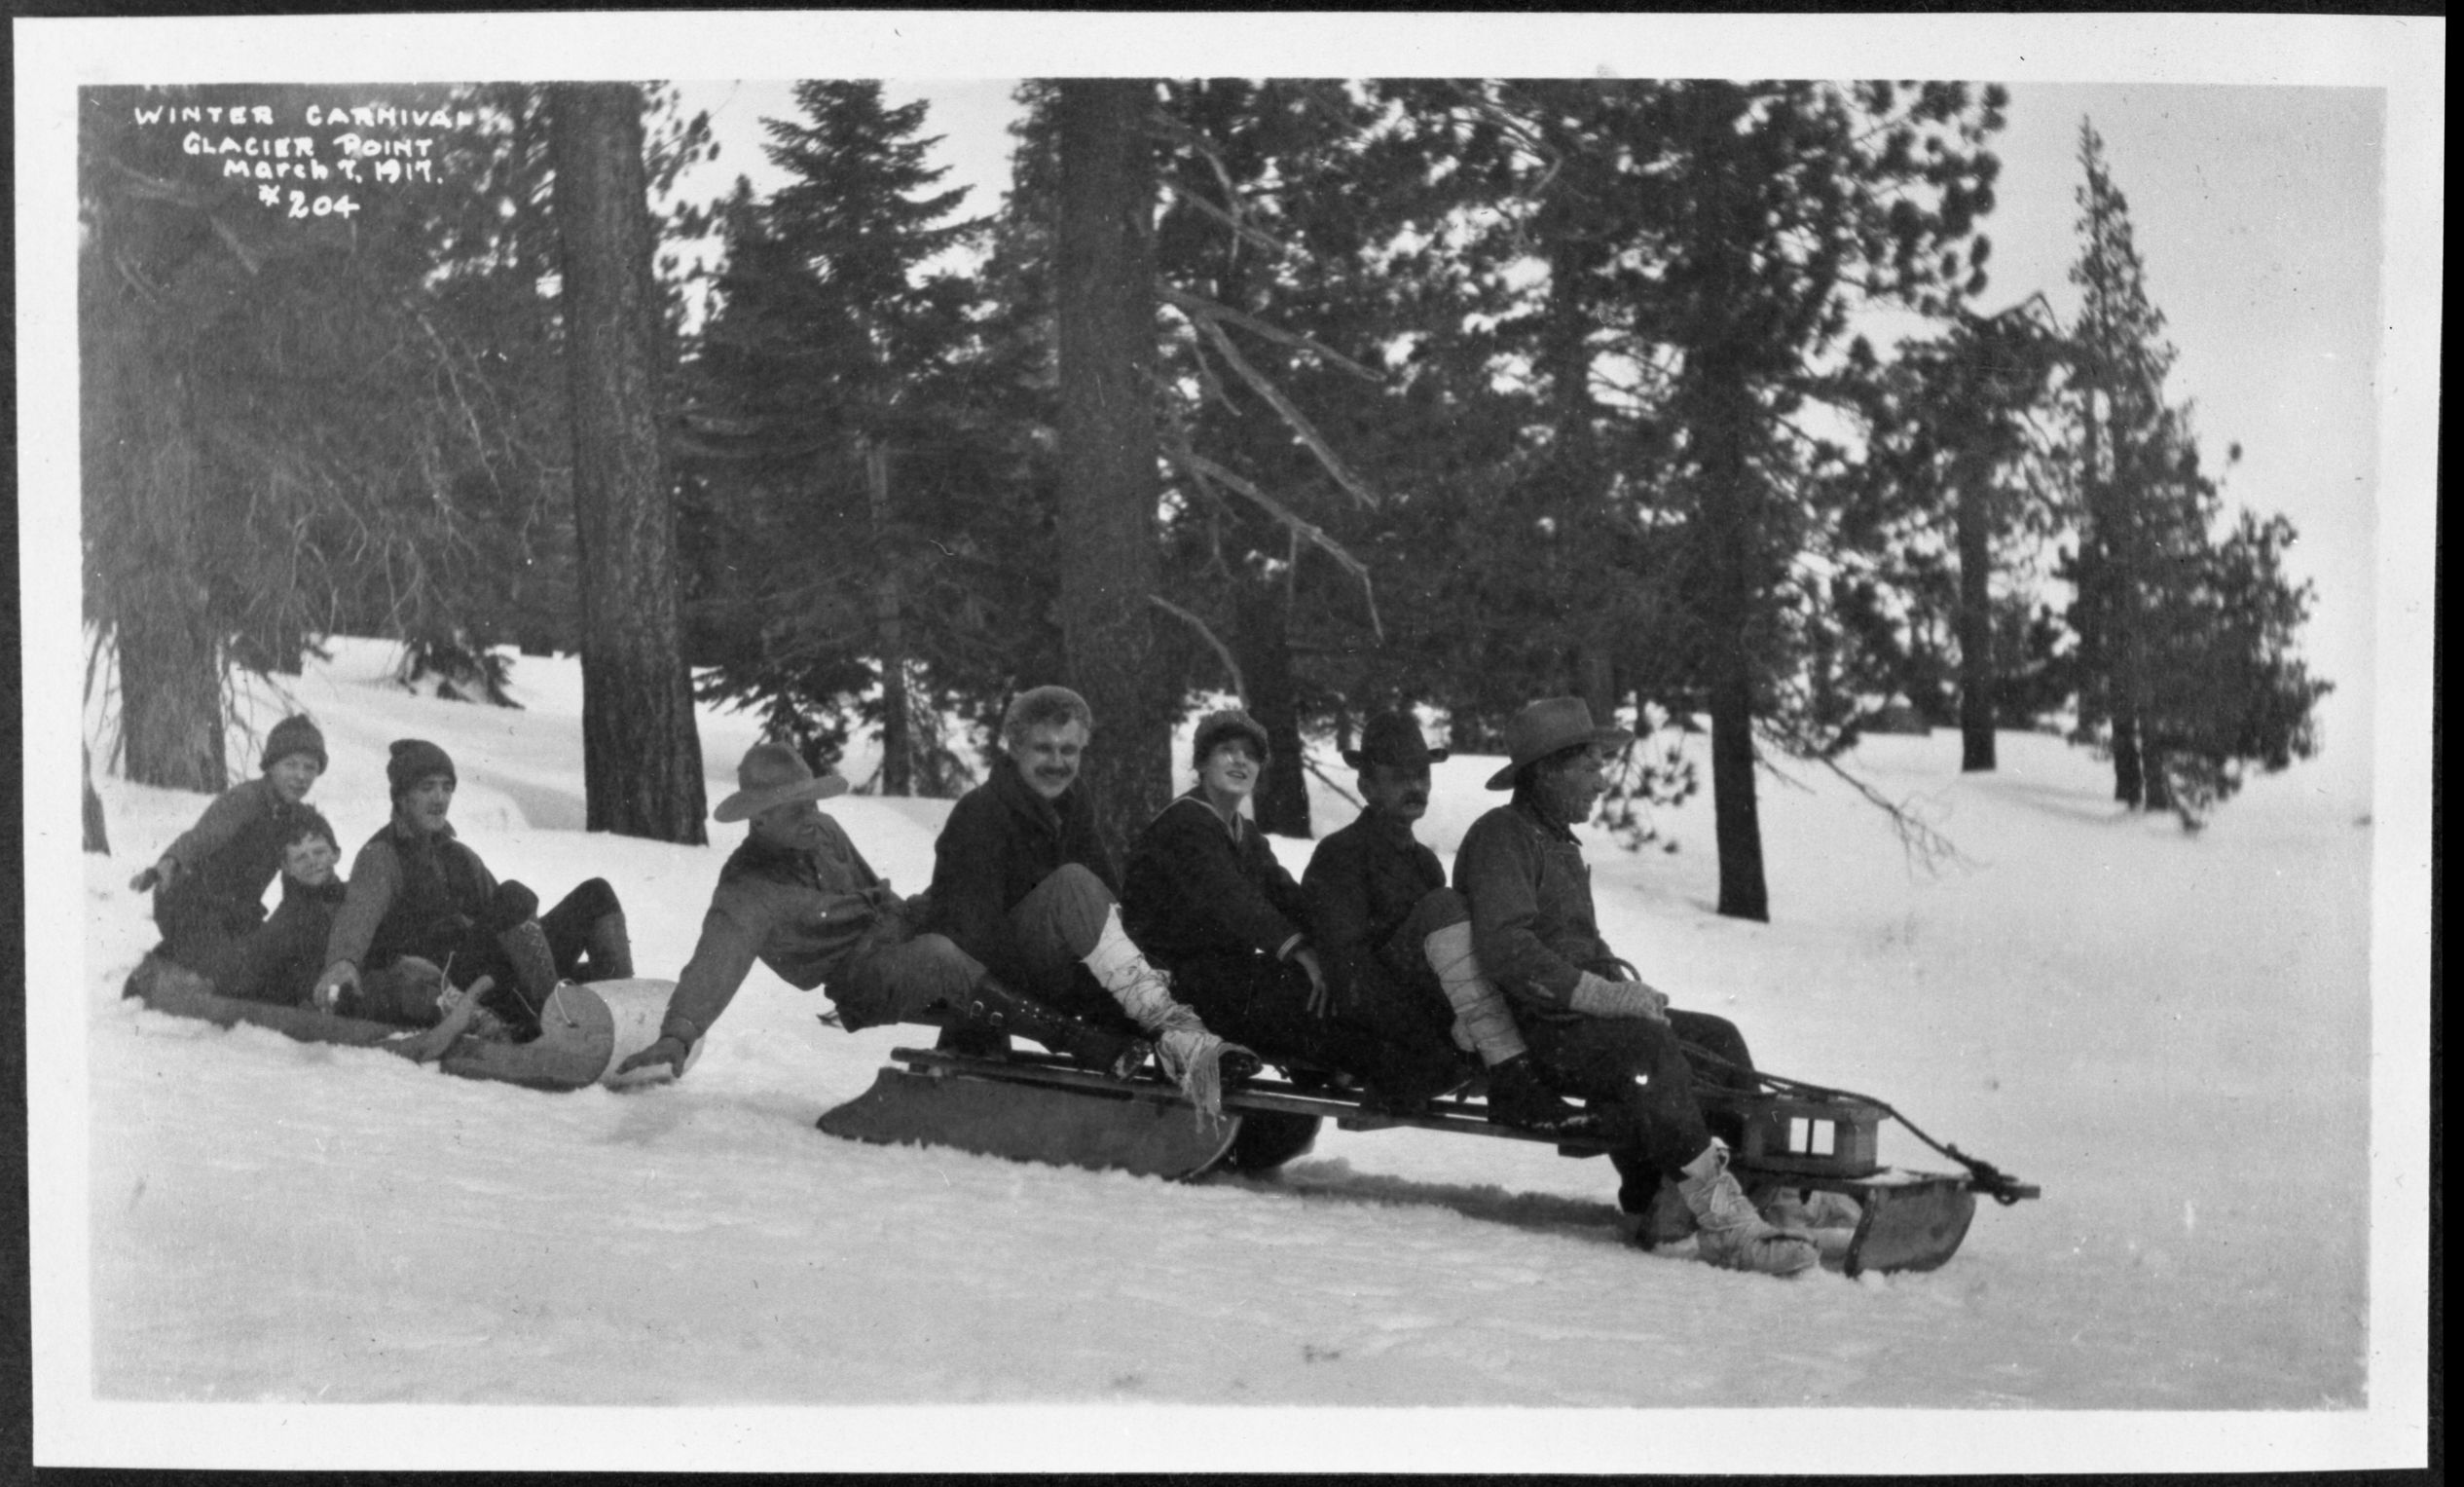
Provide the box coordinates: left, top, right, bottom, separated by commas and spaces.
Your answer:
258, 186, 360, 219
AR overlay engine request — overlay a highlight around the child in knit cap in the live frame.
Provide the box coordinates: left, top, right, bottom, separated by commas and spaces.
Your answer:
130, 714, 333, 985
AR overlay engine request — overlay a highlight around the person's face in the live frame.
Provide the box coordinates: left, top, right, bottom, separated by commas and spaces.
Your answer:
399, 775, 455, 835
1537, 743, 1610, 826
280, 836, 339, 888
266, 753, 322, 806
1358, 760, 1431, 824
1198, 738, 1262, 804
749, 794, 827, 853
1008, 720, 1088, 801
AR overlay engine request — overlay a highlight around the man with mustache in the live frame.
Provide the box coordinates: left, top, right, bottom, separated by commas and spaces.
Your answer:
617, 739, 1146, 1082
1454, 698, 1821, 1277
1301, 712, 1599, 1134
920, 687, 1254, 1114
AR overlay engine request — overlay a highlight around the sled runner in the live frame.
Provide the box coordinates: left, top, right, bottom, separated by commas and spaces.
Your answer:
820, 1045, 2037, 1276
124, 955, 693, 1091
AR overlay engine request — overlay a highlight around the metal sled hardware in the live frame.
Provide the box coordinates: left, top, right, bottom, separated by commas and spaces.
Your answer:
818, 1047, 2038, 1276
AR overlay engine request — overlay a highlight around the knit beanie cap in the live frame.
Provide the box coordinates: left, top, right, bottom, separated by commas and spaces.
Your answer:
386, 738, 457, 798
262, 714, 329, 773
1192, 708, 1271, 770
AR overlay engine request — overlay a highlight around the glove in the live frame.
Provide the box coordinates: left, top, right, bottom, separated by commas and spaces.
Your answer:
1570, 971, 1669, 1022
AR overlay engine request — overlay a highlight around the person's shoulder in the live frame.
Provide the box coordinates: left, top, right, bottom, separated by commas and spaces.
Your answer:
1306, 815, 1365, 868
1458, 802, 1526, 849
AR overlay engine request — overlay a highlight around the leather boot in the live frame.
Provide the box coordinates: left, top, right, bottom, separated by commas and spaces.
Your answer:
491, 918, 564, 1032
1677, 1141, 1820, 1277
584, 910, 634, 982
965, 977, 1149, 1079
1483, 1054, 1609, 1138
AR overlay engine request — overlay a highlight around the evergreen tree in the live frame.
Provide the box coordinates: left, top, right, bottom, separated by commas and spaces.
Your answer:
684, 82, 996, 794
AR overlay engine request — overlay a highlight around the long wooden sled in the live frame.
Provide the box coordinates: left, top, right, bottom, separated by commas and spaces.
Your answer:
125, 961, 693, 1091
820, 1046, 2038, 1277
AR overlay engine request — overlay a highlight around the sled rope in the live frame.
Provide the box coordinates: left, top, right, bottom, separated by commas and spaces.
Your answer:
1676, 1036, 2036, 1206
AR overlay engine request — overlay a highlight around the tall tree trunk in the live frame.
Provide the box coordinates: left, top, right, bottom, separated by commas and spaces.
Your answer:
1235, 577, 1310, 838
1953, 453, 1998, 772
864, 438, 911, 797
551, 82, 708, 844
1054, 80, 1171, 862
84, 746, 111, 855
1699, 372, 1769, 923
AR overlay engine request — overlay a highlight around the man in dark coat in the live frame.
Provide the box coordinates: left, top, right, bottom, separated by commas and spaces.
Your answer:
614, 742, 1144, 1083
311, 739, 633, 1035
1303, 713, 1598, 1132
1454, 697, 1821, 1277
132, 713, 332, 986
1120, 709, 1471, 1110
920, 687, 1255, 1114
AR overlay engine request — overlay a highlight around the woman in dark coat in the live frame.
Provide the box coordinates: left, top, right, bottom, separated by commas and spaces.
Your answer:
1122, 710, 1438, 1099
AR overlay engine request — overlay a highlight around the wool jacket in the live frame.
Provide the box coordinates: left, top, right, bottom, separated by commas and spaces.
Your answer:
155, 775, 313, 935
662, 819, 904, 1041
924, 761, 1117, 989
1122, 791, 1309, 970
1302, 805, 1447, 1001
323, 818, 497, 974
1452, 797, 1615, 1017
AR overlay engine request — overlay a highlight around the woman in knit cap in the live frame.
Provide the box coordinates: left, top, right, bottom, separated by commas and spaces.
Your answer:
311, 738, 634, 1038
1122, 708, 1433, 1098
130, 714, 334, 988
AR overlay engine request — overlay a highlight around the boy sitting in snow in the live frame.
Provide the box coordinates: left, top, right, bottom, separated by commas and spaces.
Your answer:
311, 739, 633, 1040
129, 714, 332, 988
127, 805, 350, 1009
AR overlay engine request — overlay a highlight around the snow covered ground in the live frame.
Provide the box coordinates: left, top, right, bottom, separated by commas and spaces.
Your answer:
34, 638, 2426, 1471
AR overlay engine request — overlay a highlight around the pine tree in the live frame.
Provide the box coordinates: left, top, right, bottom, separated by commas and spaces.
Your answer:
2057, 122, 2330, 823
685, 83, 993, 794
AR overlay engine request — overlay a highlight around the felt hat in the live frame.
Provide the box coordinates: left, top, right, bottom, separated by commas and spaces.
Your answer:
261, 714, 328, 773
1191, 708, 1270, 769
386, 738, 457, 798
1484, 697, 1635, 791
713, 742, 850, 823
1342, 712, 1450, 770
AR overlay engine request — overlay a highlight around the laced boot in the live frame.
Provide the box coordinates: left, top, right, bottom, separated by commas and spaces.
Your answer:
934, 1022, 1010, 1059
1482, 1055, 1609, 1138
583, 910, 634, 982
965, 977, 1149, 1079
1677, 1142, 1820, 1277
491, 918, 566, 1037
1079, 906, 1256, 1118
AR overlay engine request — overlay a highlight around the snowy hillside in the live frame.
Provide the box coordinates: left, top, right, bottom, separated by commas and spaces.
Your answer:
41, 638, 2420, 1470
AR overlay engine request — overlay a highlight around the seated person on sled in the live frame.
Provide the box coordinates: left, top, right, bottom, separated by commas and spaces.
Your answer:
129, 803, 349, 1009
912, 687, 1254, 1111
1455, 697, 1848, 1277
309, 739, 635, 1041
1299, 712, 1596, 1134
1121, 708, 1468, 1112
129, 715, 338, 995
620, 694, 1247, 1114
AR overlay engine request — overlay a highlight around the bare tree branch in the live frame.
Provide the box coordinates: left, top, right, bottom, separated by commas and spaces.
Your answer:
1149, 593, 1246, 703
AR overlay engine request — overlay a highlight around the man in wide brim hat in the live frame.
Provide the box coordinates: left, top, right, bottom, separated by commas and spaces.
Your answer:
1303, 711, 1603, 1136
1450, 696, 1835, 1276
621, 738, 1153, 1086
712, 743, 852, 823
1483, 696, 1635, 791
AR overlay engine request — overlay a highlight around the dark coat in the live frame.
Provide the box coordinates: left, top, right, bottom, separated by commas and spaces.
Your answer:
924, 761, 1117, 990
154, 775, 315, 950
1302, 806, 1446, 1003
1122, 791, 1309, 970
1453, 797, 1615, 1018
324, 818, 499, 974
